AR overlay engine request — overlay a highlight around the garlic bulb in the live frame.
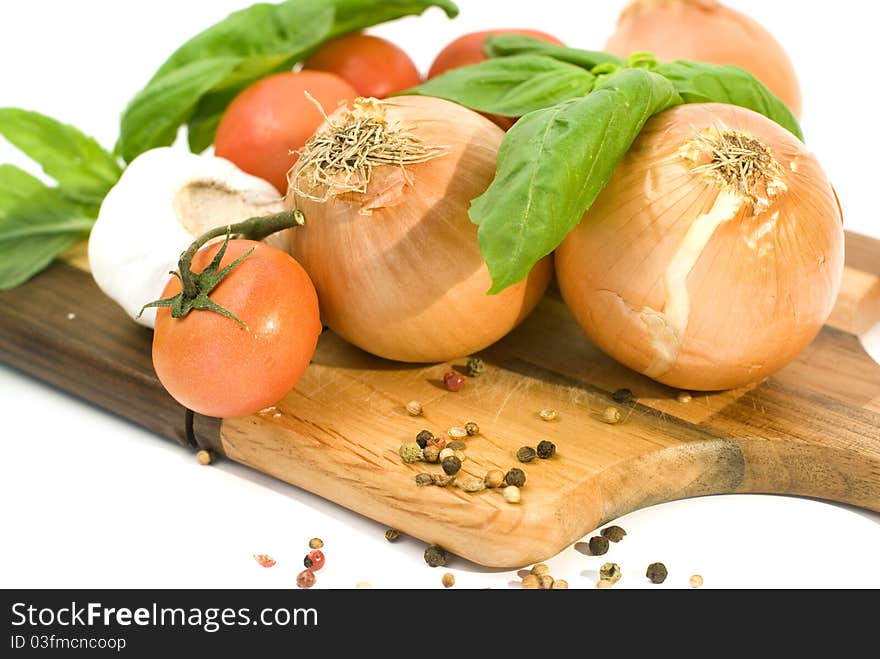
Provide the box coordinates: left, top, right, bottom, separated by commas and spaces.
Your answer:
88, 148, 284, 327
556, 103, 844, 391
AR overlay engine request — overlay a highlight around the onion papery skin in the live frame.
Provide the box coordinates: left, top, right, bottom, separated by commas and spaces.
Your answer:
606, 0, 802, 117
288, 96, 553, 364
555, 103, 844, 392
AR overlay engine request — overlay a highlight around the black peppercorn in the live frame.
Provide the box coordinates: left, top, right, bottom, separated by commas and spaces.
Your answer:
536, 440, 556, 459
303, 555, 314, 569
646, 563, 668, 584
416, 429, 434, 449
589, 536, 609, 556
505, 468, 526, 487
611, 389, 633, 404
442, 456, 462, 476
424, 545, 448, 568
516, 446, 537, 463
601, 526, 627, 543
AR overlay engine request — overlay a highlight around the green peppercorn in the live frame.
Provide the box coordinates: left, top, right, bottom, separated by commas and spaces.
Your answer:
385, 529, 400, 542
612, 389, 633, 404
589, 536, 610, 556
536, 440, 556, 459
416, 429, 434, 449
505, 468, 526, 487
646, 563, 668, 584
516, 446, 537, 463
424, 545, 448, 568
415, 473, 434, 487
599, 563, 622, 584
601, 526, 627, 543
442, 456, 462, 476
423, 445, 441, 464
399, 443, 424, 464
465, 422, 479, 436
466, 357, 485, 378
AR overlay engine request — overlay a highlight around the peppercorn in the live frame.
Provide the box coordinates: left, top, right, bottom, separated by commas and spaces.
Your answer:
309, 538, 324, 550
505, 468, 526, 487
539, 408, 558, 422
296, 569, 316, 589
196, 450, 212, 465
307, 550, 325, 571
442, 573, 455, 588
503, 485, 521, 504
453, 449, 467, 463
677, 391, 693, 404
601, 526, 627, 543
415, 473, 434, 486
520, 574, 541, 589
602, 407, 622, 425
416, 429, 434, 449
399, 442, 424, 464
465, 422, 479, 436
439, 448, 455, 462
484, 469, 505, 489
406, 400, 424, 417
303, 556, 314, 569
447, 441, 466, 451
552, 579, 569, 590
536, 440, 556, 459
424, 545, 448, 568
646, 563, 668, 584
385, 529, 400, 543
447, 427, 468, 440
432, 474, 456, 487
596, 579, 614, 590
599, 563, 622, 584
531, 563, 550, 577
589, 536, 610, 556
443, 372, 465, 392
427, 436, 447, 450
456, 476, 485, 493
539, 575, 555, 590
466, 357, 485, 377
690, 574, 704, 589
516, 446, 537, 463
442, 456, 462, 476
612, 388, 633, 404
423, 445, 441, 464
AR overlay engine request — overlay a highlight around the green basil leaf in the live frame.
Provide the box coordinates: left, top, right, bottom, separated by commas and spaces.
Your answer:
0, 109, 121, 206
0, 165, 93, 290
471, 69, 681, 294
484, 34, 624, 70
118, 0, 459, 162
655, 60, 803, 141
403, 55, 595, 117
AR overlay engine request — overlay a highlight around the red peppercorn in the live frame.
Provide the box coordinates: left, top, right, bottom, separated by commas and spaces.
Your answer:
443, 372, 465, 392
296, 569, 316, 589
307, 549, 325, 571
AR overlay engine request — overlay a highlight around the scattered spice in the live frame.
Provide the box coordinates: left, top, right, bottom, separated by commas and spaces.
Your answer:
427, 436, 447, 450
690, 574, 704, 589
456, 476, 486, 493
447, 440, 467, 451
465, 422, 480, 436
531, 564, 550, 577
442, 573, 455, 588
539, 408, 558, 422
599, 563, 622, 584
406, 400, 424, 417
385, 529, 401, 543
677, 391, 693, 404
439, 448, 455, 462
503, 485, 521, 504
415, 473, 435, 486
447, 427, 468, 440
596, 579, 615, 589
196, 450, 213, 465
307, 550, 325, 571
253, 554, 276, 568
601, 526, 627, 543
505, 468, 526, 487
484, 469, 505, 489
443, 372, 465, 392
303, 556, 313, 569
423, 445, 441, 464
539, 575, 555, 590
432, 474, 457, 487
521, 574, 541, 589
589, 536, 610, 556
399, 442, 424, 464
552, 579, 569, 590
424, 545, 448, 568
646, 563, 668, 584
536, 440, 556, 459
612, 389, 633, 404
416, 429, 434, 449
516, 446, 537, 463
466, 357, 485, 377
309, 538, 324, 550
296, 569, 316, 589
442, 456, 462, 476
601, 407, 622, 425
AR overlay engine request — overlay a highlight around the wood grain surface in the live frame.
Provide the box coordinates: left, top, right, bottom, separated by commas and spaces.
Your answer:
1, 234, 878, 568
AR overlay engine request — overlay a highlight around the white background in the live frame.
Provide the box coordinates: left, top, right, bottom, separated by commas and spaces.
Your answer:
1, 0, 878, 589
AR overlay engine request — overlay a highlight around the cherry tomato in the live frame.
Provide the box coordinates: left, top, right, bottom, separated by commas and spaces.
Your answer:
304, 33, 422, 99
215, 71, 358, 194
428, 29, 566, 79
152, 240, 321, 419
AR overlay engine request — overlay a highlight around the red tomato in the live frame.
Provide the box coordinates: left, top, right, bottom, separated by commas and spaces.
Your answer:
152, 240, 321, 419
304, 33, 422, 99
215, 71, 358, 194
428, 29, 566, 79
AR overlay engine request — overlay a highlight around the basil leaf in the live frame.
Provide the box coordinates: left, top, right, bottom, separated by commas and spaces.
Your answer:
0, 109, 121, 207
484, 34, 625, 70
0, 165, 93, 290
471, 69, 681, 294
118, 0, 459, 162
655, 60, 803, 141
404, 55, 595, 117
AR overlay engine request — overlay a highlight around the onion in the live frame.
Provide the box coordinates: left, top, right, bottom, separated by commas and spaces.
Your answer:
555, 103, 844, 391
286, 96, 553, 363
605, 0, 802, 117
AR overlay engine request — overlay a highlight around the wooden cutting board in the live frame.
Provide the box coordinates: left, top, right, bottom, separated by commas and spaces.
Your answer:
1, 233, 879, 568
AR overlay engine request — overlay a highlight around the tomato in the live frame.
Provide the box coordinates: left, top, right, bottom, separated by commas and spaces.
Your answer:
427, 29, 566, 79
214, 71, 358, 194
152, 240, 321, 419
304, 33, 421, 99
